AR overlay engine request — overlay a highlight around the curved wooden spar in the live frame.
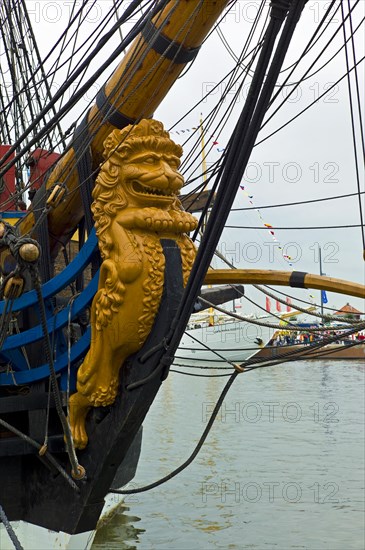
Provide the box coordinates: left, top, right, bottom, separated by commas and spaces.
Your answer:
204, 270, 365, 299
18, 0, 230, 255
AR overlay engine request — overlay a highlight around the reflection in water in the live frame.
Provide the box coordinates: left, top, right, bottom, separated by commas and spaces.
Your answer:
93, 505, 143, 550
92, 360, 364, 550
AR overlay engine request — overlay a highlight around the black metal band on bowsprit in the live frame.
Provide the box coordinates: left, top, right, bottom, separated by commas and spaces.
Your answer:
289, 271, 308, 288
73, 113, 94, 233
96, 86, 135, 129
141, 19, 200, 64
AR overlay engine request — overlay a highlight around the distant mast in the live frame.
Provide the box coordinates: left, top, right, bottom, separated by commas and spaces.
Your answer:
319, 245, 324, 322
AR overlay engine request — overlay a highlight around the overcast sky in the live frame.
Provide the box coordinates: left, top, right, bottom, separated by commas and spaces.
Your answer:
27, 0, 365, 313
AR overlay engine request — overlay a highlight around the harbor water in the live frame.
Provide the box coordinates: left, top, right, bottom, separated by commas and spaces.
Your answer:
92, 360, 364, 550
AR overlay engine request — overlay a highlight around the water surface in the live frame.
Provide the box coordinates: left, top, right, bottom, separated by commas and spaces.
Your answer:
92, 360, 364, 550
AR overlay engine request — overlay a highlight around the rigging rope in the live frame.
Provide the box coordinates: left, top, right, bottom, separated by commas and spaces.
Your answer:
0, 503, 24, 550
0, 416, 79, 491
111, 319, 364, 495
340, 1, 365, 254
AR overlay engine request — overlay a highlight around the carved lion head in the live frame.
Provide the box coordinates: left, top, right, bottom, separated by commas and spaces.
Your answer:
91, 119, 197, 259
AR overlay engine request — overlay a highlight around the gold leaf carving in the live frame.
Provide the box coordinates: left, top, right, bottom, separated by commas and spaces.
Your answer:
68, 119, 197, 449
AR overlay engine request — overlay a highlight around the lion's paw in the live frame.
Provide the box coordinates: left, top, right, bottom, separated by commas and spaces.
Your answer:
68, 393, 91, 450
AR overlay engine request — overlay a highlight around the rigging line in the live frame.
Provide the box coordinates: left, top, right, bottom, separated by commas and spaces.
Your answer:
255, 58, 365, 149
53, 0, 86, 110
0, 502, 24, 550
212, 0, 268, 74
216, 0, 337, 85
179, 48, 258, 176
88, 0, 189, 132
267, 0, 338, 95
34, 1, 181, 202
105, 0, 213, 130
110, 371, 239, 495
181, 329, 238, 368
239, 295, 330, 335
185, 51, 268, 228
231, 191, 365, 211
200, 278, 358, 330
11, 3, 56, 151
39, 0, 152, 90
124, 0, 302, 393
237, 321, 365, 369
173, 337, 365, 374
259, 36, 365, 138
49, 0, 215, 202
211, 244, 332, 319
179, 1, 268, 173
47, 0, 97, 91
4, 0, 119, 112
110, 324, 364, 495
51, 0, 130, 111
264, 0, 361, 120
285, 16, 364, 85
264, 284, 365, 315
225, 224, 363, 230
243, 326, 365, 370
1, 0, 91, 117
195, 299, 353, 334
40, 0, 174, 168
177, 0, 265, 80
174, 323, 365, 370
5, 0, 154, 150
0, 0, 169, 179
180, 32, 265, 174
254, 285, 358, 325
278, 0, 339, 75
113, 0, 125, 43
341, 2, 365, 252
173, 362, 233, 368
11, 0, 145, 133
206, 250, 292, 325
0, 10, 29, 144
30, 267, 84, 479
185, 8, 274, 224
216, 26, 240, 63
19, 5, 186, 215
0, 416, 79, 492
347, 0, 365, 163
170, 370, 232, 377
169, 38, 266, 133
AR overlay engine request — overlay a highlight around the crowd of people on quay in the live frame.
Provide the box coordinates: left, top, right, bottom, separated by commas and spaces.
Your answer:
269, 329, 365, 347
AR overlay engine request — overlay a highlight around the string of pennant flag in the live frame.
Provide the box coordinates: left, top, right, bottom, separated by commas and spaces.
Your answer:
169, 128, 223, 149
171, 124, 319, 312
239, 185, 294, 267
239, 184, 317, 311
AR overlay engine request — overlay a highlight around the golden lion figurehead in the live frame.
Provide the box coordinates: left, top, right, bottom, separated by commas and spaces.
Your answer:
91, 119, 198, 260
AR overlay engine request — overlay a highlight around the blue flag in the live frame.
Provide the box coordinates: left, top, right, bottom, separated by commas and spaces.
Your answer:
321, 290, 328, 304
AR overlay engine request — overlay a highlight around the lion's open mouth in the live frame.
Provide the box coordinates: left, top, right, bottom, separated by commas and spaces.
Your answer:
131, 181, 175, 198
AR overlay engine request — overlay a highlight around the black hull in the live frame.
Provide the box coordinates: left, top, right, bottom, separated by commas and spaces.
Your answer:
0, 239, 183, 534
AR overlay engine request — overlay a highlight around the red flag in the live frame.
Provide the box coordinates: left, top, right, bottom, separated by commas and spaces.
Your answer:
266, 297, 271, 312
276, 300, 282, 312
286, 297, 292, 312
